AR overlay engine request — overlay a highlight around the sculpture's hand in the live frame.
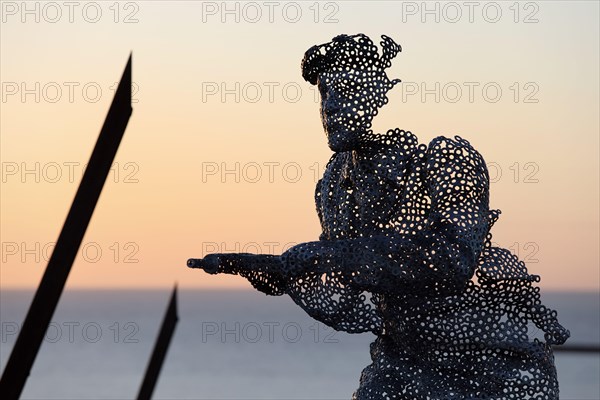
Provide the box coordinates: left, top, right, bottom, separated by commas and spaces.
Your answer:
187, 254, 221, 274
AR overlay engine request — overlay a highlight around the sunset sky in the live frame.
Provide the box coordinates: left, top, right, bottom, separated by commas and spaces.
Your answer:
1, 1, 598, 290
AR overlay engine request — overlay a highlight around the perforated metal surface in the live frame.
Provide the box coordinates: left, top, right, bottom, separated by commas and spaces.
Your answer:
188, 34, 569, 399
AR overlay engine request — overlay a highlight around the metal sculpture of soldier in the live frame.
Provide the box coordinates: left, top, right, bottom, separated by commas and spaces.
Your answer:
188, 34, 569, 399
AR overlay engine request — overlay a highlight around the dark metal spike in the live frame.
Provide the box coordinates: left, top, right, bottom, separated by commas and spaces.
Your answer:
0, 55, 133, 400
137, 285, 179, 400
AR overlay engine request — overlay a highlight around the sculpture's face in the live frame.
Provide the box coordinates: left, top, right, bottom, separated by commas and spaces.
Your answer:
317, 70, 386, 152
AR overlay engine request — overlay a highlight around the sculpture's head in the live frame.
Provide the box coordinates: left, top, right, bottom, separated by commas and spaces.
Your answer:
301, 34, 401, 152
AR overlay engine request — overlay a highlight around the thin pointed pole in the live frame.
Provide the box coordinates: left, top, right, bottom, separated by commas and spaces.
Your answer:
552, 344, 600, 353
0, 55, 133, 400
137, 285, 179, 400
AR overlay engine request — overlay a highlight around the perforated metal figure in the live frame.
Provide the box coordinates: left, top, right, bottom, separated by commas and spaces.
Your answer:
188, 34, 569, 399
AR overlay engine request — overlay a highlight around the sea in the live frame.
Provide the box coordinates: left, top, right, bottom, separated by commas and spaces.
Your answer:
1, 290, 598, 400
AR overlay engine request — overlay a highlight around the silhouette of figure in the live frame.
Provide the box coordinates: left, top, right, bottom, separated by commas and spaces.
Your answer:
188, 34, 569, 399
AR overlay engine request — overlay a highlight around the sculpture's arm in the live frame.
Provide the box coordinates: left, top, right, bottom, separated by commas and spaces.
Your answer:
188, 253, 287, 296
280, 222, 476, 295
186, 234, 425, 295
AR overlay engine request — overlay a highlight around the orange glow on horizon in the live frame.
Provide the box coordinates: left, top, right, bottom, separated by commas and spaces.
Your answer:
1, 2, 598, 291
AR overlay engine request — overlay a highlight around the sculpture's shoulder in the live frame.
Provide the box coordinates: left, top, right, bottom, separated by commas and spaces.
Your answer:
364, 130, 487, 166
425, 135, 488, 176
353, 131, 490, 196
423, 135, 491, 204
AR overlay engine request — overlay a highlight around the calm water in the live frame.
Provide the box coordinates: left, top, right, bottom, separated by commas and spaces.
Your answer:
1, 290, 598, 400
